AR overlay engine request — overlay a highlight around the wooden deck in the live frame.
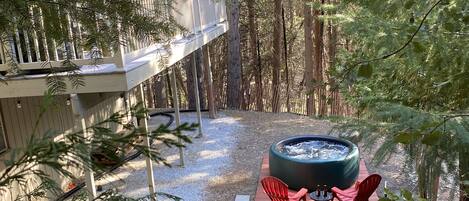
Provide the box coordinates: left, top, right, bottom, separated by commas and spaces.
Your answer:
254, 154, 379, 201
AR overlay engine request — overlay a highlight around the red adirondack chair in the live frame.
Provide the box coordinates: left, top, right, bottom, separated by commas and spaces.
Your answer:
261, 176, 308, 201
331, 174, 382, 201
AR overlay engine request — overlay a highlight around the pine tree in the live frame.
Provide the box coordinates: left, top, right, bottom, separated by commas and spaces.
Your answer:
331, 0, 469, 199
226, 0, 242, 109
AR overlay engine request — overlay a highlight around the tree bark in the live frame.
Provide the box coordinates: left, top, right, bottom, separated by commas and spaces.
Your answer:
145, 78, 155, 108
175, 67, 187, 99
247, 0, 262, 111
184, 56, 195, 109
327, 0, 339, 116
184, 51, 205, 109
202, 46, 216, 118
154, 75, 167, 108
304, 0, 315, 116
195, 49, 206, 108
256, 39, 263, 111
226, 0, 242, 109
313, 0, 326, 116
165, 71, 172, 107
282, 7, 291, 113
271, 0, 282, 113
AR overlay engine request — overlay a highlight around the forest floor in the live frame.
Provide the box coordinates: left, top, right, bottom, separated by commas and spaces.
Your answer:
94, 110, 454, 201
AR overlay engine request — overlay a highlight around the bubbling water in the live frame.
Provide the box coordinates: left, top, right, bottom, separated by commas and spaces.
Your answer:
280, 140, 349, 160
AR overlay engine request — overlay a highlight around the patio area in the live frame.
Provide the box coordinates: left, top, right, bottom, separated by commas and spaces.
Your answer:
253, 154, 379, 201
94, 110, 411, 201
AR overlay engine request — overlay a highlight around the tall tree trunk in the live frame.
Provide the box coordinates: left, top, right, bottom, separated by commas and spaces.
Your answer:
304, 0, 315, 116
227, 0, 242, 109
271, 0, 282, 113
184, 51, 206, 109
165, 71, 172, 107
154, 75, 167, 108
195, 49, 206, 108
175, 67, 187, 99
145, 78, 155, 108
247, 0, 262, 112
327, 0, 339, 116
202, 46, 216, 118
184, 56, 195, 109
282, 7, 291, 113
313, 0, 326, 116
255, 39, 263, 111
246, 0, 260, 111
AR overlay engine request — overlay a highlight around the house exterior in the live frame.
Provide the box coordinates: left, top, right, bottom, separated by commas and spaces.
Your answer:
0, 0, 227, 200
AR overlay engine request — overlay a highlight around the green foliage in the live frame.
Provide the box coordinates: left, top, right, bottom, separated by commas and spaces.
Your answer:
0, 93, 197, 200
357, 63, 373, 78
329, 0, 469, 200
379, 188, 427, 201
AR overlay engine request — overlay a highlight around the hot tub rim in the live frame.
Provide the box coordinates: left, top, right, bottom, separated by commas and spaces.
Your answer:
270, 135, 359, 164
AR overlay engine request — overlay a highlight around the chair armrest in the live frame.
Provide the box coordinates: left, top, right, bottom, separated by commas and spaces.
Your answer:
290, 188, 308, 200
331, 187, 354, 197
354, 181, 361, 189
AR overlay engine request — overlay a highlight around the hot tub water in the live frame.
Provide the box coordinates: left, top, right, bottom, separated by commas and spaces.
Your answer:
280, 140, 349, 160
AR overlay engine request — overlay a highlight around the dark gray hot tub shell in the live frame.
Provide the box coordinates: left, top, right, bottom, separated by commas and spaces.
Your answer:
269, 135, 359, 191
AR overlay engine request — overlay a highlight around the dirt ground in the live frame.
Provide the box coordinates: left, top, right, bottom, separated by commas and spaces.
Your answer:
202, 110, 441, 201
98, 110, 455, 201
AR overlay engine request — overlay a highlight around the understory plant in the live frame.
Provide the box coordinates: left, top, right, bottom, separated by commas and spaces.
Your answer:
0, 91, 196, 200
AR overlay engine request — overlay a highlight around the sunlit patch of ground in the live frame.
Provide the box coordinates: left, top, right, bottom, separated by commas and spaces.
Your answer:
96, 112, 242, 201
94, 110, 444, 201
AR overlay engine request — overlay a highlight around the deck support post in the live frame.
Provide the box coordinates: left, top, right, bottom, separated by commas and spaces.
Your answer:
69, 94, 96, 201
170, 67, 184, 167
138, 84, 157, 199
192, 52, 203, 138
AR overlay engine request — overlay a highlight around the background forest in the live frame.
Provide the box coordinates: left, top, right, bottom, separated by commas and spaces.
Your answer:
0, 0, 467, 200
147, 0, 467, 200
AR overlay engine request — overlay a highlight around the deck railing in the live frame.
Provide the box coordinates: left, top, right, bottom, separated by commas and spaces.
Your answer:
0, 0, 226, 72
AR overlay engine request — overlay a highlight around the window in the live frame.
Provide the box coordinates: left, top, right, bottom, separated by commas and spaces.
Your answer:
0, 114, 7, 153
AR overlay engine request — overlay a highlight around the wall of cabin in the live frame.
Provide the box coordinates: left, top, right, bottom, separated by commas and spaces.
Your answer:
0, 89, 140, 200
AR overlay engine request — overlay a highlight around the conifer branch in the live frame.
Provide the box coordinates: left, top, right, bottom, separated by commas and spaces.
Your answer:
329, 0, 443, 100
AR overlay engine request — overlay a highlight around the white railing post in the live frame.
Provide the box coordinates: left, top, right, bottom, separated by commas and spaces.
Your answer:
7, 37, 17, 64
0, 42, 5, 64
29, 7, 41, 61
13, 22, 24, 64
38, 8, 50, 61
115, 22, 126, 68
66, 12, 76, 60
191, 0, 202, 33
69, 94, 97, 201
23, 30, 33, 62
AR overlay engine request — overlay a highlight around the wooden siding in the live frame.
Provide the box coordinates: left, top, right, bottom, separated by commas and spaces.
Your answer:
0, 92, 132, 200
0, 95, 74, 200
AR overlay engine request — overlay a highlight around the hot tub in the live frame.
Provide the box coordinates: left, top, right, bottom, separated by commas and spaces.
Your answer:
269, 135, 359, 191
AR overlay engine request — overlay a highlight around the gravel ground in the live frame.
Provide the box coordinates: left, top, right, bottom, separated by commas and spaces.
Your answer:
204, 110, 333, 201
96, 112, 242, 200
95, 110, 450, 201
